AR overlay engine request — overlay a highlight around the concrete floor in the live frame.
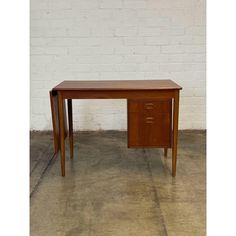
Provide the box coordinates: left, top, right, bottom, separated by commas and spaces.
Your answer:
30, 131, 206, 236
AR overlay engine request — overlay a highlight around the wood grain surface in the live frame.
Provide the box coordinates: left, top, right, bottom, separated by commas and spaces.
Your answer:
53, 80, 182, 91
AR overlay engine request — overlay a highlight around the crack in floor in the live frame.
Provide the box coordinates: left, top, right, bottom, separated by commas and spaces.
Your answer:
30, 152, 57, 198
143, 149, 168, 236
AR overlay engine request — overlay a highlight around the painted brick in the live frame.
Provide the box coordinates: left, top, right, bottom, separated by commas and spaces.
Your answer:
115, 64, 137, 72
123, 55, 146, 63
115, 27, 137, 36
145, 37, 169, 45
45, 47, 68, 55
133, 46, 161, 54
161, 45, 185, 54
100, 0, 123, 9
123, 37, 144, 46
68, 46, 114, 55
123, 1, 147, 9
138, 27, 161, 36
70, 0, 98, 9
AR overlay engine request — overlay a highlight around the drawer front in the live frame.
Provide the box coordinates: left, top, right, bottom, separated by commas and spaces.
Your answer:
128, 99, 172, 147
128, 99, 172, 113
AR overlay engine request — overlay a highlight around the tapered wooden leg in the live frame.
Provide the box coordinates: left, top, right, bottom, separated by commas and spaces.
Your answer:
172, 91, 180, 177
49, 91, 59, 154
67, 99, 73, 159
164, 148, 168, 158
58, 92, 65, 176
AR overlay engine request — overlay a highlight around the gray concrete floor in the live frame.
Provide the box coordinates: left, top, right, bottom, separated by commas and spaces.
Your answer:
30, 131, 206, 236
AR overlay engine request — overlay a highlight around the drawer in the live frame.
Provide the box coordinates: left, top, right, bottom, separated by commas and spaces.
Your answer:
128, 99, 172, 113
128, 99, 172, 148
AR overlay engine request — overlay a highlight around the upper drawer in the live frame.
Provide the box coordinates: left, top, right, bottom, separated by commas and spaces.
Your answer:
128, 99, 172, 113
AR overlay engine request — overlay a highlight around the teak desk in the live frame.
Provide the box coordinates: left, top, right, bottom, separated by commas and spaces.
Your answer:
50, 80, 182, 177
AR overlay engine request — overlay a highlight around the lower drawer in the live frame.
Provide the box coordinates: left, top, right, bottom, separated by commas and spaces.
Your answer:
128, 99, 172, 148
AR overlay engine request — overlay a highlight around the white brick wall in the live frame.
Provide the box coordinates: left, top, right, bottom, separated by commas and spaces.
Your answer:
30, 0, 206, 130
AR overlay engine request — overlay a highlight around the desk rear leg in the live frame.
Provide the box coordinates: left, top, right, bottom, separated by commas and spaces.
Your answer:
172, 91, 180, 177
58, 92, 65, 176
164, 148, 168, 158
67, 99, 74, 159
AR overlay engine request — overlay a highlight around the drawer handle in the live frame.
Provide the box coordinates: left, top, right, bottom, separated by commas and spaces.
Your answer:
145, 117, 154, 124
146, 117, 154, 120
144, 103, 154, 110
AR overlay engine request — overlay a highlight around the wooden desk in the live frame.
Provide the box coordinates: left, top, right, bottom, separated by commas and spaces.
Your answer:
50, 80, 182, 177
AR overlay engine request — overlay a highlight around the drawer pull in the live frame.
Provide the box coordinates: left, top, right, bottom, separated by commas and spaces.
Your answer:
144, 103, 154, 110
146, 117, 154, 120
145, 117, 154, 124
146, 120, 154, 124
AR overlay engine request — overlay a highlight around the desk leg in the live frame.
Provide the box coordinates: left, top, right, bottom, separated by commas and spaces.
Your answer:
49, 91, 59, 154
67, 99, 73, 159
58, 92, 65, 176
164, 148, 168, 158
172, 91, 180, 177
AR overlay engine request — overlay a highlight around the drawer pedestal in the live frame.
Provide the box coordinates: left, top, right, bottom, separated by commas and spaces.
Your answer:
128, 99, 172, 148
